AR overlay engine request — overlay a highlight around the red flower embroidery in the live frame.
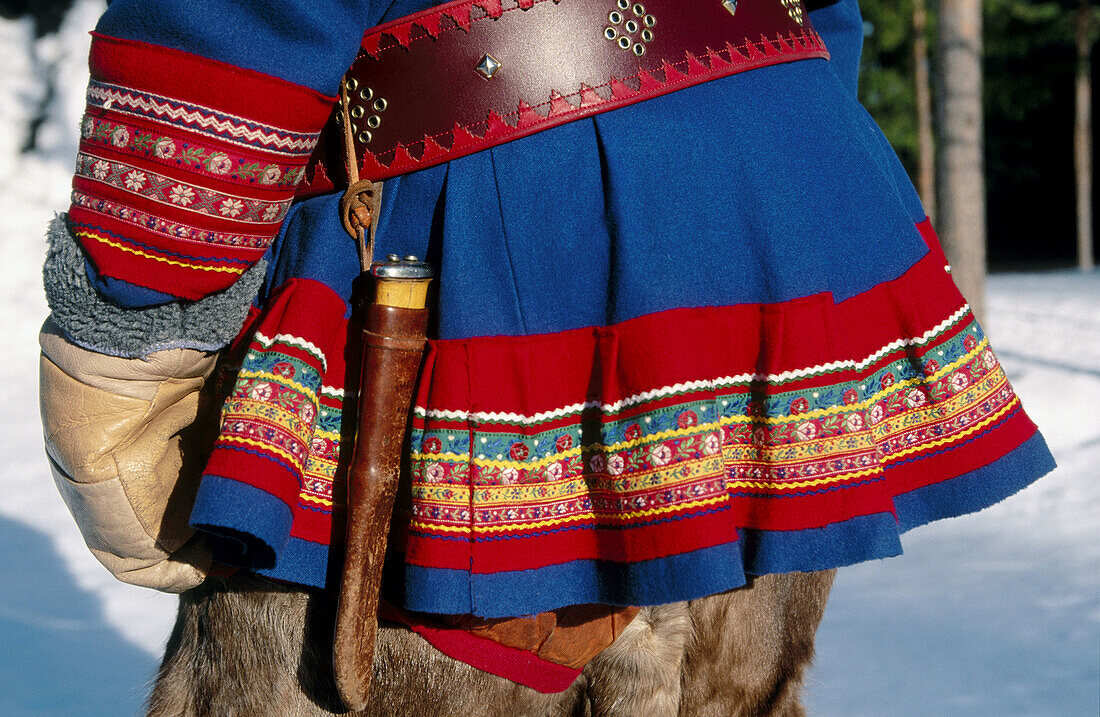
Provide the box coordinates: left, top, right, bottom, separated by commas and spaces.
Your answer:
624, 423, 642, 441
677, 410, 699, 429
881, 373, 895, 388
789, 397, 810, 415
422, 437, 442, 454
272, 362, 295, 378
843, 388, 860, 405
923, 359, 940, 376
555, 434, 574, 452
963, 334, 978, 351
509, 442, 530, 461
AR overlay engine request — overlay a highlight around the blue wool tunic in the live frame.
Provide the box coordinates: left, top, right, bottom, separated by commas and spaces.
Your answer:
81, 0, 1054, 617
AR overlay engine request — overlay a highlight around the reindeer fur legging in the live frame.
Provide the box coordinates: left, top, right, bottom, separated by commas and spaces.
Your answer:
148, 570, 834, 717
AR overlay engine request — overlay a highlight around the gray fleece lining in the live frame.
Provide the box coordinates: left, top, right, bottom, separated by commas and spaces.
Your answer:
43, 214, 266, 358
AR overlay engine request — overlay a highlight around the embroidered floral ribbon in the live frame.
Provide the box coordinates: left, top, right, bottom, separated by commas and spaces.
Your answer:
69, 34, 336, 300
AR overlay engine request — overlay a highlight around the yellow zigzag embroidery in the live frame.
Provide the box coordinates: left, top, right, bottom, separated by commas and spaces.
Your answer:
409, 339, 993, 467
884, 395, 1020, 462
725, 467, 884, 491
219, 435, 303, 467
76, 230, 246, 274
411, 494, 731, 534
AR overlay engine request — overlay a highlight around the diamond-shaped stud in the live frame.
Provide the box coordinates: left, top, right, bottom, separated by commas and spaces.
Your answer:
475, 53, 501, 80
721, 0, 737, 16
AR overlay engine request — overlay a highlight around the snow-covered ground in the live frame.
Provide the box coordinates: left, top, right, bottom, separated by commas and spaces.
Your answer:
0, 4, 1096, 715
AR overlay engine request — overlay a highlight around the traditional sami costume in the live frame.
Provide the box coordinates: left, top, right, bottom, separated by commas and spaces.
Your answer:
63, 0, 1053, 630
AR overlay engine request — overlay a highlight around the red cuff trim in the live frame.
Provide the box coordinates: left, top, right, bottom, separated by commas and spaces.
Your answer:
71, 34, 337, 298
89, 33, 335, 129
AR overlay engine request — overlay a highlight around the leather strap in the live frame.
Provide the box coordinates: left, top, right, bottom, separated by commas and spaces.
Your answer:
299, 0, 826, 194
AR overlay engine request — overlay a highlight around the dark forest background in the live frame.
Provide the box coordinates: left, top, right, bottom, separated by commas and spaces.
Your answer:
860, 0, 1098, 270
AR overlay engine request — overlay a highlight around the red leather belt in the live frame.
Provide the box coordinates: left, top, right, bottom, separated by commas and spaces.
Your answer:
299, 0, 827, 194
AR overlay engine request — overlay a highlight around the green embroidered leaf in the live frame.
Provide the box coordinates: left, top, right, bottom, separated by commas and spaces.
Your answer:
180, 147, 207, 165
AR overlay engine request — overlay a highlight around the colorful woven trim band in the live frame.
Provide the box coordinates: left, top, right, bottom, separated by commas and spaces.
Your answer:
298, 0, 828, 193
188, 220, 1050, 617
69, 34, 336, 299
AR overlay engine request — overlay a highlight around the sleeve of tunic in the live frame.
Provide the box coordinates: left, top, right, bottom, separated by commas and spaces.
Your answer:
67, 0, 371, 309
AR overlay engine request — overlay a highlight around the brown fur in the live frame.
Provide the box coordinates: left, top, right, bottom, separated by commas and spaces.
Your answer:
148, 571, 834, 717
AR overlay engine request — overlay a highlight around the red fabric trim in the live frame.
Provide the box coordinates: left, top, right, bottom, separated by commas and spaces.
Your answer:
419, 222, 958, 416
88, 33, 335, 129
71, 174, 283, 237
69, 211, 258, 300
203, 449, 303, 510
405, 509, 739, 571
886, 405, 1037, 495
378, 603, 583, 693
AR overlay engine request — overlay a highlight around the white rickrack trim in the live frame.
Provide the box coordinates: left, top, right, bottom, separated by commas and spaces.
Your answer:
88, 83, 320, 155
320, 385, 346, 399
254, 331, 328, 371
413, 305, 974, 424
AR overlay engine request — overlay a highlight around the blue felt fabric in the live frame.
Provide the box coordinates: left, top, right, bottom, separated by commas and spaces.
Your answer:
256, 536, 333, 589
268, 56, 929, 341
810, 0, 864, 94
97, 0, 378, 95
241, 428, 1054, 618
894, 431, 1056, 532
389, 541, 748, 618
84, 265, 178, 307
190, 475, 293, 570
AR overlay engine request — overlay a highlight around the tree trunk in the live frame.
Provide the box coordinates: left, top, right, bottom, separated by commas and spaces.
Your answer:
934, 0, 986, 321
914, 0, 936, 221
1075, 0, 1094, 271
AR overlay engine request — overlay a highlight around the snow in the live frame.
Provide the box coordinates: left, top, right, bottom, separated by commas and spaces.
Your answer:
806, 278, 1100, 716
0, 4, 1096, 715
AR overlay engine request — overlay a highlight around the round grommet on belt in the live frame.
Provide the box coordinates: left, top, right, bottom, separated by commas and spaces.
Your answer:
617, 35, 631, 49
604, 26, 618, 40
351, 106, 365, 119
367, 115, 381, 129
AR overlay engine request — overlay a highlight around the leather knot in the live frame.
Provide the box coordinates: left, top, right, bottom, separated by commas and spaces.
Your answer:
340, 179, 378, 240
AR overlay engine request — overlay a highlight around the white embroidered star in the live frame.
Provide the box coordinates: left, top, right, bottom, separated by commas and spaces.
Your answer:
219, 198, 244, 217
261, 204, 282, 221
123, 170, 146, 191
91, 160, 110, 180
169, 184, 195, 206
